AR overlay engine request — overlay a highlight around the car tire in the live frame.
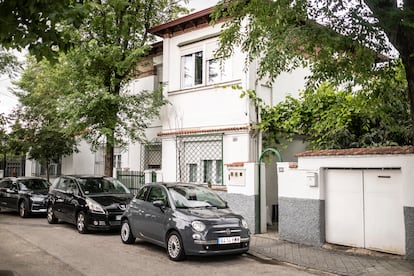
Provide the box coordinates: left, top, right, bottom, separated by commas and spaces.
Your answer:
19, 200, 29, 218
120, 219, 135, 244
76, 211, 88, 234
166, 231, 186, 261
47, 205, 58, 224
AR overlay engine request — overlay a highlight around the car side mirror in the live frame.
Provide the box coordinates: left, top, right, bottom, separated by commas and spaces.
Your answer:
6, 188, 17, 194
153, 200, 165, 209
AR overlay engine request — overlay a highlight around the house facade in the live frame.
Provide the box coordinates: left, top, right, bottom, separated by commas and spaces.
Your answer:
144, 7, 308, 233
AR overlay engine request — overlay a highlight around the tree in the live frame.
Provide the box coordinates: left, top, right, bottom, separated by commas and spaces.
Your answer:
212, 0, 414, 144
12, 57, 78, 181
53, 0, 186, 176
245, 61, 411, 149
0, 0, 85, 59
0, 47, 19, 77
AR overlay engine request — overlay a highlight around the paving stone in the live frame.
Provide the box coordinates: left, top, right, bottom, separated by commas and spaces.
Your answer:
249, 235, 414, 276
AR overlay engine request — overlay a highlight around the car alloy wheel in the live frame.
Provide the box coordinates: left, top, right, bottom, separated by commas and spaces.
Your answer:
47, 206, 58, 224
19, 201, 29, 218
76, 212, 88, 234
167, 231, 185, 261
120, 220, 135, 244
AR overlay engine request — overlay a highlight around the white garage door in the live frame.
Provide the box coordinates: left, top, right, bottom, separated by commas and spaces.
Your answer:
325, 169, 405, 255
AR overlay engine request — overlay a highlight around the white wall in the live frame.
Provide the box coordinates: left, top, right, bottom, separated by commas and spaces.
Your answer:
62, 140, 95, 175
278, 154, 414, 207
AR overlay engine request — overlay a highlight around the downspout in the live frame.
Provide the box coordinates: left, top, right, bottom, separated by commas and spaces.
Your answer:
258, 148, 283, 233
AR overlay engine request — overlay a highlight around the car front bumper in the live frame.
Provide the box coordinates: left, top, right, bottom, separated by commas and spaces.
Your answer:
185, 236, 250, 256
85, 211, 123, 231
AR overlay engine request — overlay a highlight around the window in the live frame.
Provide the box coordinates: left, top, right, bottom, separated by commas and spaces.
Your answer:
189, 164, 197, 182
215, 160, 223, 184
207, 58, 231, 84
114, 154, 122, 169
181, 51, 203, 88
147, 186, 168, 207
203, 160, 213, 183
136, 186, 150, 201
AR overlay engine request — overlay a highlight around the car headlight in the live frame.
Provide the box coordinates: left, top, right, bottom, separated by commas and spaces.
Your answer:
241, 219, 249, 229
191, 221, 206, 232
86, 198, 105, 214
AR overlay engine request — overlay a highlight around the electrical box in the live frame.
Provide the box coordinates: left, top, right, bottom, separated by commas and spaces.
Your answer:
228, 168, 246, 186
306, 172, 318, 187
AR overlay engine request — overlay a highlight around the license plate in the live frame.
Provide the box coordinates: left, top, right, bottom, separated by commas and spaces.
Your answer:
115, 215, 122, 220
218, 236, 240, 244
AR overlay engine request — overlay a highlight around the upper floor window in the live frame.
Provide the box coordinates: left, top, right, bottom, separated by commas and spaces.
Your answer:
181, 51, 203, 88
207, 58, 231, 85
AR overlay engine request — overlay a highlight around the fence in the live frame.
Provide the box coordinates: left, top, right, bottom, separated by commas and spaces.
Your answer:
116, 170, 145, 194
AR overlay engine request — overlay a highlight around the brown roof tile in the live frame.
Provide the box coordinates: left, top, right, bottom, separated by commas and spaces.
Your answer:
296, 146, 414, 157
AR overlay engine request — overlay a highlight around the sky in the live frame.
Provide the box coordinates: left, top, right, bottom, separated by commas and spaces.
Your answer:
0, 0, 219, 116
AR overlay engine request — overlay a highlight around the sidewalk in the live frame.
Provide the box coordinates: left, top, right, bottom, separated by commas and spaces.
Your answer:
248, 230, 414, 275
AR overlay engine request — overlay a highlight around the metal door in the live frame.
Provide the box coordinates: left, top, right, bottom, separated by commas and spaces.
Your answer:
325, 169, 364, 247
364, 170, 405, 254
325, 169, 405, 255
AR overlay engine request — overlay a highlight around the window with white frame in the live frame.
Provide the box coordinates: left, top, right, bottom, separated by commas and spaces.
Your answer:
207, 58, 231, 84
181, 51, 203, 88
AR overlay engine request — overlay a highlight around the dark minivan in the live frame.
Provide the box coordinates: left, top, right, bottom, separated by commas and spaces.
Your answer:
0, 177, 50, 217
47, 175, 133, 233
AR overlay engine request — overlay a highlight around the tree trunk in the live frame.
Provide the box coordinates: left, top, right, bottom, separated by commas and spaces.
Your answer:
104, 140, 114, 177
403, 58, 414, 145
45, 160, 50, 182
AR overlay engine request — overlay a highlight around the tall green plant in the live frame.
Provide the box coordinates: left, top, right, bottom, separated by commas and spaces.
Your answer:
213, 0, 414, 143
248, 61, 411, 149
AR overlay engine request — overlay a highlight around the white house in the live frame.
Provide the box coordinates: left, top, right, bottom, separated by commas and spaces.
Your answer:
143, 7, 308, 233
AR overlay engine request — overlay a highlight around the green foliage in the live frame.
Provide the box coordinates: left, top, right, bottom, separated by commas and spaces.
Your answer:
248, 61, 411, 150
0, 0, 86, 59
213, 0, 414, 143
0, 48, 20, 77
11, 57, 78, 166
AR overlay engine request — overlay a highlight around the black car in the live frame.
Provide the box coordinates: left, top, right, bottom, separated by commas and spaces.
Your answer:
0, 177, 50, 217
120, 182, 250, 261
47, 175, 133, 234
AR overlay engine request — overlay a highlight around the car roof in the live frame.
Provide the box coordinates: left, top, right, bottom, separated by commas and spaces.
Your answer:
149, 182, 206, 188
2, 176, 47, 181
60, 175, 111, 179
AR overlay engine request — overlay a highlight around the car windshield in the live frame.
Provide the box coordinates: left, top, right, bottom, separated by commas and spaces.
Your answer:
18, 179, 49, 191
169, 185, 227, 209
78, 178, 130, 195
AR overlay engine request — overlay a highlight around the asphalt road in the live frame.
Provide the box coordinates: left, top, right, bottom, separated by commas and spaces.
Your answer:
0, 210, 315, 276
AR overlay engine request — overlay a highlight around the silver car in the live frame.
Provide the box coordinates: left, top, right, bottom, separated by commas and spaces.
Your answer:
120, 182, 250, 261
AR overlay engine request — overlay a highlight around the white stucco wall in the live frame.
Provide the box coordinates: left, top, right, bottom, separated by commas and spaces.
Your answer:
61, 140, 95, 175
278, 154, 414, 207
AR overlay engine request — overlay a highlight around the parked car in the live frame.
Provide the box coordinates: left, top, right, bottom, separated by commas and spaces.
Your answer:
120, 182, 250, 261
0, 177, 50, 218
47, 175, 133, 234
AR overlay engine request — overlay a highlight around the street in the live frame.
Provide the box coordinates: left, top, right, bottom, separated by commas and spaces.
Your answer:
0, 210, 315, 276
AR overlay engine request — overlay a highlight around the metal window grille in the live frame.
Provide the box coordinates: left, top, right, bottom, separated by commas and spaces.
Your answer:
176, 134, 223, 185
141, 142, 162, 170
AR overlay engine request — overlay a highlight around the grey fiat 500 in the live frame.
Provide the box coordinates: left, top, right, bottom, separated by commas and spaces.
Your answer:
120, 182, 250, 261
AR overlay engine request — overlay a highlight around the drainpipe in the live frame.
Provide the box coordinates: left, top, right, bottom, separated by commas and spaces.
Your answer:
258, 148, 283, 233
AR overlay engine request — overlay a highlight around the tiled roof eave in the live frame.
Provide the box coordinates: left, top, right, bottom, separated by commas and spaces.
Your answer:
157, 125, 251, 137
296, 146, 414, 157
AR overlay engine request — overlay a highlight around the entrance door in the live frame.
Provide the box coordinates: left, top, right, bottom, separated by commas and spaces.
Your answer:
325, 169, 405, 255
